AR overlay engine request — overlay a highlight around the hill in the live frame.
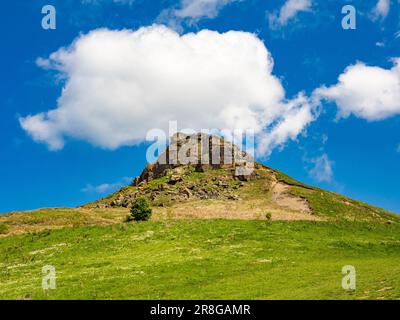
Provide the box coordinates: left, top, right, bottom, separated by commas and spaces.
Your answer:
0, 133, 399, 300
87, 132, 397, 224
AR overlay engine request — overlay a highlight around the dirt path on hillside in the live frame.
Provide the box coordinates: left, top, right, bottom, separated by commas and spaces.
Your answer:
271, 180, 312, 214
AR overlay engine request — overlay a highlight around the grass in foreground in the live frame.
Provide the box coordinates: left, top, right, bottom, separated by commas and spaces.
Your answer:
0, 218, 399, 300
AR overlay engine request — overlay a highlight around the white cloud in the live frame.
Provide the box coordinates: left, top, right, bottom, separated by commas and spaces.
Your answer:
308, 153, 333, 183
314, 58, 400, 121
158, 0, 237, 27
371, 0, 390, 21
82, 177, 132, 194
20, 25, 315, 155
268, 0, 312, 29
257, 93, 314, 156
175, 0, 235, 19
19, 113, 65, 151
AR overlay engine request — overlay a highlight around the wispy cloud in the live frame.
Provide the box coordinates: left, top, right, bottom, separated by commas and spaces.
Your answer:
157, 0, 237, 29
82, 177, 132, 194
371, 0, 390, 21
175, 0, 235, 20
268, 0, 312, 29
308, 153, 334, 183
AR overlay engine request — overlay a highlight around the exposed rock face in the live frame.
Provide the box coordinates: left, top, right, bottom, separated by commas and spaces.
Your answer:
92, 133, 263, 209
133, 132, 256, 186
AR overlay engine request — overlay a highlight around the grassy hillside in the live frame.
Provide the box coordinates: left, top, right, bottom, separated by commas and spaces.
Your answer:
1, 219, 399, 300
87, 166, 398, 223
1, 164, 399, 300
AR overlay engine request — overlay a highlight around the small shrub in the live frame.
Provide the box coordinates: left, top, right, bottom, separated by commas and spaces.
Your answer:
127, 198, 152, 222
265, 212, 272, 222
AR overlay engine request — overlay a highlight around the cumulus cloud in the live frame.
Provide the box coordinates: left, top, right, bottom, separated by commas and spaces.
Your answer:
314, 58, 400, 121
20, 25, 315, 155
82, 177, 132, 194
371, 0, 390, 20
268, 0, 312, 29
308, 153, 333, 183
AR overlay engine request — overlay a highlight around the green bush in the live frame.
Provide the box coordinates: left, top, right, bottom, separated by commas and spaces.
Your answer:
265, 212, 272, 222
127, 198, 152, 222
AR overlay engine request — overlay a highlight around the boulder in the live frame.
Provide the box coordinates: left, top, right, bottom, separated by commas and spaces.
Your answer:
168, 175, 183, 185
180, 187, 192, 198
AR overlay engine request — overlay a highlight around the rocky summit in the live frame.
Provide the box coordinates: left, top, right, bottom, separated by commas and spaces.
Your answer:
93, 133, 266, 209
133, 132, 256, 186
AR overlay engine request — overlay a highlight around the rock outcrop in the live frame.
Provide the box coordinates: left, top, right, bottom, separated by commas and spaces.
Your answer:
132, 132, 256, 186
91, 133, 264, 209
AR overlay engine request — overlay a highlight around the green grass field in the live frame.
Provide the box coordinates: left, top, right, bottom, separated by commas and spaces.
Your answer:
1, 218, 399, 300
1, 165, 399, 300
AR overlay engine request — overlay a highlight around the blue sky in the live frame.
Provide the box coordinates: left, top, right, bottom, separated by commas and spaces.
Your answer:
0, 0, 399, 213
